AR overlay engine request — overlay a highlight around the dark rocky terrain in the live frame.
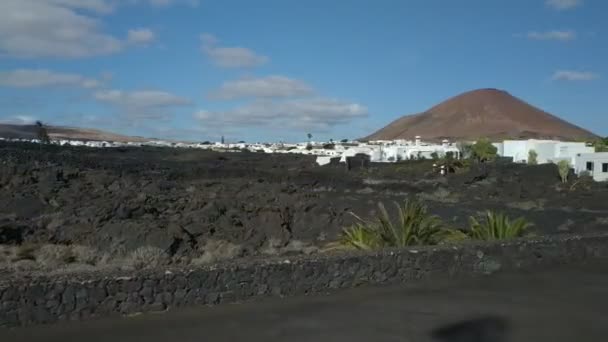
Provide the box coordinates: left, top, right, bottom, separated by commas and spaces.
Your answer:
1, 141, 608, 267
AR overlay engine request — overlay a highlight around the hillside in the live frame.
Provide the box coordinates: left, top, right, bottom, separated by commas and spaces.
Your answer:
365, 88, 598, 141
0, 124, 148, 143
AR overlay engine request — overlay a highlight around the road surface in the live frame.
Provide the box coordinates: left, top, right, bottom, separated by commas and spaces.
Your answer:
4, 260, 608, 342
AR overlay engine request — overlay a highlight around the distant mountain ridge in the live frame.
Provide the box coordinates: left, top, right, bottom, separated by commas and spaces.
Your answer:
365, 88, 598, 141
0, 124, 148, 143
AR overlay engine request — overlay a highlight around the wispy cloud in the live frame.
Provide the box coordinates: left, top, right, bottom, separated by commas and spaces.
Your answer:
527, 30, 576, 41
128, 0, 200, 7
200, 33, 269, 68
0, 0, 187, 59
208, 76, 314, 100
0, 69, 102, 88
195, 98, 368, 132
0, 115, 37, 125
93, 89, 192, 119
552, 70, 599, 81
127, 28, 157, 45
0, 0, 122, 58
546, 0, 583, 10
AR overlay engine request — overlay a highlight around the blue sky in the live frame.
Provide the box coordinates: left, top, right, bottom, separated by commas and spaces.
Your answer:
0, 0, 606, 142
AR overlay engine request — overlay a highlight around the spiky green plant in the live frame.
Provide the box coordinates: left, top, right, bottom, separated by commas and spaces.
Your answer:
376, 200, 446, 247
341, 199, 452, 250
341, 222, 382, 251
468, 211, 532, 241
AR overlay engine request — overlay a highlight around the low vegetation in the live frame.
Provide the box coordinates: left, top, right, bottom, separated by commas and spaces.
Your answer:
126, 246, 168, 270
471, 138, 498, 163
341, 199, 449, 250
340, 199, 534, 250
0, 237, 320, 274
528, 149, 538, 165
0, 244, 110, 274
593, 137, 608, 152
456, 142, 473, 159
436, 152, 470, 174
467, 211, 533, 240
557, 160, 570, 183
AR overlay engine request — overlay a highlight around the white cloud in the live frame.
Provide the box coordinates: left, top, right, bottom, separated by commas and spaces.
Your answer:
200, 33, 269, 68
128, 0, 200, 7
208, 76, 314, 100
0, 0, 184, 59
194, 98, 368, 131
0, 115, 37, 125
546, 0, 582, 10
0, 69, 101, 88
94, 89, 192, 119
46, 0, 115, 13
0, 0, 123, 58
552, 70, 599, 81
127, 28, 156, 45
200, 33, 218, 46
527, 30, 576, 41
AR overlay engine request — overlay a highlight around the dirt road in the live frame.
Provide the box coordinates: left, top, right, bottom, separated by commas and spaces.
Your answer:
4, 260, 608, 342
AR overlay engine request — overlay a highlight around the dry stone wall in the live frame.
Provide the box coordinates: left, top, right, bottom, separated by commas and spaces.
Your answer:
2, 234, 608, 327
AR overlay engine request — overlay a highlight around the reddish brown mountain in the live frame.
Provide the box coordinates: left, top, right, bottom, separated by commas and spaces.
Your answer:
365, 88, 598, 141
0, 124, 148, 142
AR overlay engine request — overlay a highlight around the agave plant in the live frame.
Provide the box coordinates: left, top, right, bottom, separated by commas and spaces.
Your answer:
340, 222, 382, 251
340, 199, 452, 250
376, 200, 446, 247
468, 211, 532, 241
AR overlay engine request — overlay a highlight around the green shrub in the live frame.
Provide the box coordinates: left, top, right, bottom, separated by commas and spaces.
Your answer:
341, 199, 450, 250
456, 142, 473, 159
471, 138, 498, 162
557, 160, 570, 183
468, 211, 532, 240
528, 150, 538, 165
341, 223, 383, 251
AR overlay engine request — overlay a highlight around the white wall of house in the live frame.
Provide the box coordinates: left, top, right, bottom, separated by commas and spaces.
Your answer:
339, 146, 380, 162
493, 142, 504, 156
500, 140, 593, 164
502, 140, 529, 163
316, 156, 333, 166
534, 142, 558, 164
555, 142, 595, 162
574, 153, 608, 182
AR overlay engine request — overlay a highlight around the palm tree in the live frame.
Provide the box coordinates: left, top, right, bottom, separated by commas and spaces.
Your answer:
307, 133, 312, 142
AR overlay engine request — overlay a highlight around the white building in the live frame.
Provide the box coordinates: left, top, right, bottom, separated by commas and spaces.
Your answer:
573, 152, 608, 182
339, 146, 382, 163
496, 139, 594, 164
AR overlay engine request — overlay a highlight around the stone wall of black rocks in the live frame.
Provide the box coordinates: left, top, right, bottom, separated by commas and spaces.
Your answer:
2, 234, 607, 327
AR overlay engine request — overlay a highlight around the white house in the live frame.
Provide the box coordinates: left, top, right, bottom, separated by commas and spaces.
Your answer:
573, 152, 608, 182
339, 146, 383, 163
366, 137, 460, 162
498, 139, 594, 164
